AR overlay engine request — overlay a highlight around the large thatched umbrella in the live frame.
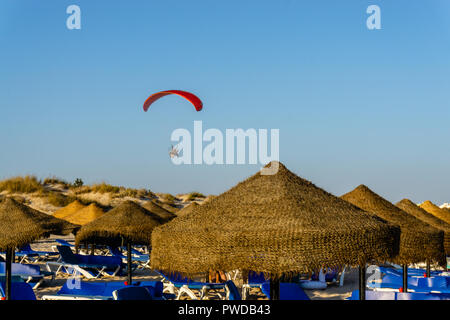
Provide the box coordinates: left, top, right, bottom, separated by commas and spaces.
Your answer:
175, 202, 199, 217
341, 186, 445, 292
0, 198, 79, 300
419, 201, 450, 225
151, 162, 400, 300
75, 201, 162, 285
396, 199, 450, 259
141, 201, 176, 222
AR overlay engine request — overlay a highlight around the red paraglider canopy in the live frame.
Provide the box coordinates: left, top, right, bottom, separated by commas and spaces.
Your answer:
143, 90, 203, 112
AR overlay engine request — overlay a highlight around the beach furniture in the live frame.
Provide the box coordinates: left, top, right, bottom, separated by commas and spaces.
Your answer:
261, 282, 310, 300
41, 279, 165, 300
224, 280, 241, 300
242, 272, 266, 299
348, 290, 450, 300
108, 246, 149, 269
241, 272, 310, 300
0, 281, 36, 300
46, 245, 122, 279
0, 262, 54, 289
368, 273, 450, 293
15, 244, 60, 263
112, 286, 155, 300
156, 270, 226, 300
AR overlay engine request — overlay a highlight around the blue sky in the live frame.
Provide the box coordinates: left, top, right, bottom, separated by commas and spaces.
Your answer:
1, 0, 449, 204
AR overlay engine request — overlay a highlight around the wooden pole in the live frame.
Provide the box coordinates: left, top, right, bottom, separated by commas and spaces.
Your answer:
359, 264, 366, 300
426, 259, 431, 278
269, 277, 280, 300
403, 264, 408, 292
5, 248, 13, 300
127, 242, 132, 285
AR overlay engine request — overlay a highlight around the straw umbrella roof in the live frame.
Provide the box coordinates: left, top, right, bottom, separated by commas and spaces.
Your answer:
150, 162, 400, 279
141, 201, 176, 222
53, 200, 86, 220
419, 201, 450, 225
75, 200, 162, 246
396, 199, 450, 255
396, 199, 450, 232
341, 186, 445, 265
176, 202, 199, 217
0, 198, 80, 251
62, 203, 105, 226
153, 199, 179, 214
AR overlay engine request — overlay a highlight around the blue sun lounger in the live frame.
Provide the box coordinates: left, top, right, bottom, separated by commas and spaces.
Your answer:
368, 273, 450, 293
0, 262, 54, 289
46, 246, 123, 279
0, 281, 36, 300
108, 246, 149, 269
112, 286, 155, 300
348, 290, 450, 300
261, 282, 310, 300
41, 278, 166, 300
156, 270, 227, 300
15, 244, 60, 263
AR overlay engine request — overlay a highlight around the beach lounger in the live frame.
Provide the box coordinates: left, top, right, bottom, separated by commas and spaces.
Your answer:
108, 246, 149, 269
46, 245, 122, 279
0, 262, 54, 289
156, 270, 226, 300
41, 279, 165, 300
261, 282, 310, 300
15, 244, 60, 263
368, 273, 450, 293
112, 286, 155, 300
0, 281, 36, 300
242, 272, 266, 300
348, 290, 450, 300
224, 280, 242, 300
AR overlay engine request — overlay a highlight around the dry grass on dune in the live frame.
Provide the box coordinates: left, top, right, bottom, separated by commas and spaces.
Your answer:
0, 176, 44, 194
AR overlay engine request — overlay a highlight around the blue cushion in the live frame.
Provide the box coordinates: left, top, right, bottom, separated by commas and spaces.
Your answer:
261, 282, 310, 300
0, 281, 36, 300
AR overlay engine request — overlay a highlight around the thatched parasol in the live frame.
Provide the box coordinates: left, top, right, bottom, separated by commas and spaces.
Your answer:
75, 201, 162, 284
175, 202, 199, 217
0, 198, 79, 300
153, 199, 179, 214
151, 162, 400, 299
62, 203, 104, 226
419, 201, 450, 225
141, 201, 176, 222
341, 186, 445, 267
52, 200, 86, 220
396, 199, 450, 257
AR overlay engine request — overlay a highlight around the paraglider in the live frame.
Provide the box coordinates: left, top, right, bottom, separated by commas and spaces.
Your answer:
143, 90, 203, 112
168, 145, 180, 159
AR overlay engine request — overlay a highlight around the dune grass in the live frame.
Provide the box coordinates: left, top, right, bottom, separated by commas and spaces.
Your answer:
0, 176, 44, 194
186, 192, 206, 201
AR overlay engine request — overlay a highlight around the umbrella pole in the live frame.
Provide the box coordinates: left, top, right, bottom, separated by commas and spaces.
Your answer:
269, 277, 280, 300
426, 259, 431, 278
359, 264, 366, 300
403, 264, 408, 292
127, 242, 132, 285
5, 247, 13, 300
